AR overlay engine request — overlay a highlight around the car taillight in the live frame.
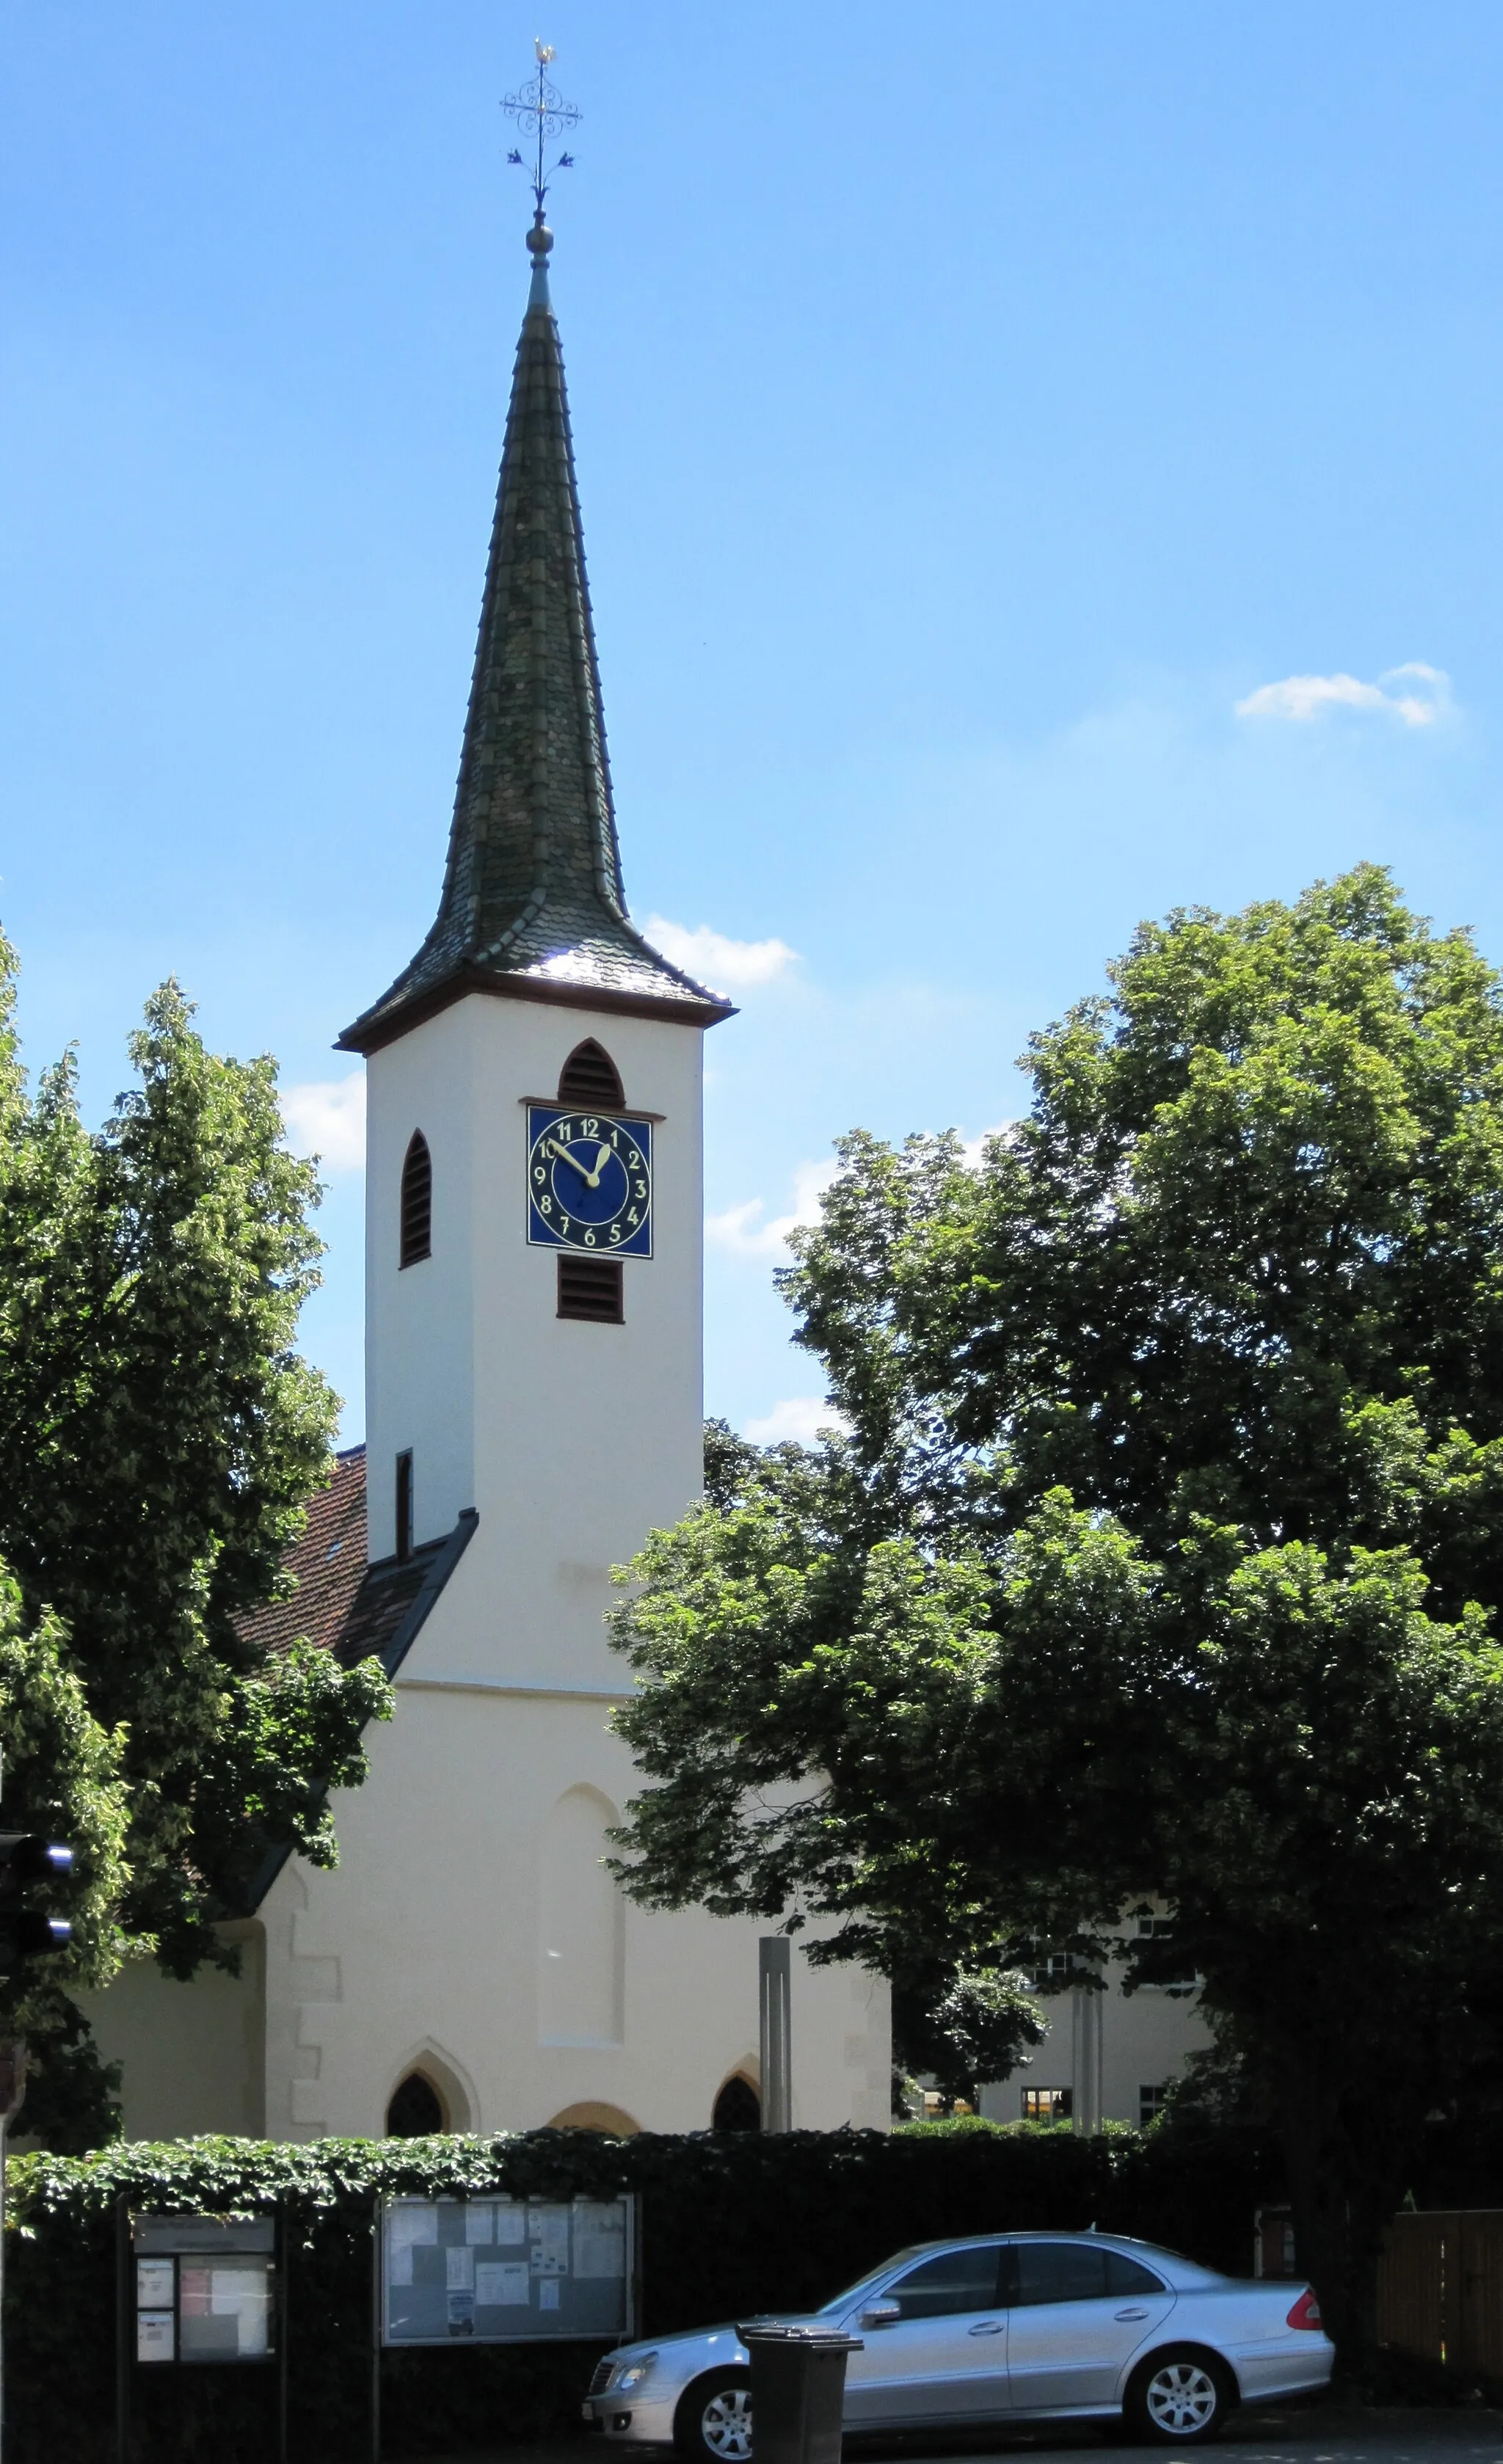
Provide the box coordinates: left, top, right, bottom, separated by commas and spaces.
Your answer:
1286, 2288, 1322, 2330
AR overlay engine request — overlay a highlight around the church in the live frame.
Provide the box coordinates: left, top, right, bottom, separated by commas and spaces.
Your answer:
81, 207, 894, 2143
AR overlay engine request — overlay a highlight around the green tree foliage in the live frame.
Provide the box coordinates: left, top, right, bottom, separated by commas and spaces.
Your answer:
0, 936, 390, 2138
611, 870, 1503, 2362
0, 1570, 131, 2148
890, 1958, 1044, 2115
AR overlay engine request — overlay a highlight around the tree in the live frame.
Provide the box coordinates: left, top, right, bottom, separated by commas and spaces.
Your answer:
611, 869, 1503, 2364
0, 938, 390, 2137
890, 1958, 1044, 2116
0, 1567, 131, 2149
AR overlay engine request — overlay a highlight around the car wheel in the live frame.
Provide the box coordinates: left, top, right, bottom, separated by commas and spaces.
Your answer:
1124, 2347, 1234, 2445
674, 2369, 754, 2464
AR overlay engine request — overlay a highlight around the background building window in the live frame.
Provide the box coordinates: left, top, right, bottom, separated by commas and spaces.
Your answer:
386, 2071, 445, 2137
1022, 2086, 1072, 2121
400, 1131, 432, 1267
1139, 2082, 1171, 2126
557, 1038, 625, 1108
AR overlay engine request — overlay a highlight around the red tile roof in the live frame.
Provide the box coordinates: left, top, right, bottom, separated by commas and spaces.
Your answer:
237, 1444, 370, 1661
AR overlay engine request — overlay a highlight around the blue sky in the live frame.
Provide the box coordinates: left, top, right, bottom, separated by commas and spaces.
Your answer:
5, 1, 1503, 1445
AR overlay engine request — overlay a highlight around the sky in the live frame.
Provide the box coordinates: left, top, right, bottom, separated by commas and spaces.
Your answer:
5, 1, 1503, 1446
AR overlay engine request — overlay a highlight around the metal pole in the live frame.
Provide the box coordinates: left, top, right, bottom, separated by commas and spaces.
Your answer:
117, 2197, 130, 2464
1, 2104, 7, 2464
371, 2197, 382, 2464
759, 1939, 792, 2132
0, 2040, 25, 2464
277, 2207, 288, 2464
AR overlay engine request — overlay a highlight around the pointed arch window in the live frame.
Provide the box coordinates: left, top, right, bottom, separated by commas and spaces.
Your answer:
400, 1132, 432, 1268
557, 1039, 624, 1109
386, 2071, 445, 2137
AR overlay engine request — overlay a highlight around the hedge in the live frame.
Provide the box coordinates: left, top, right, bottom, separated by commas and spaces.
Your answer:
3, 2117, 1279, 2463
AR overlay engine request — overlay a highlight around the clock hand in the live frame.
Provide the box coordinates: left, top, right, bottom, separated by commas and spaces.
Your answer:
546, 1137, 602, 1188
594, 1142, 613, 1181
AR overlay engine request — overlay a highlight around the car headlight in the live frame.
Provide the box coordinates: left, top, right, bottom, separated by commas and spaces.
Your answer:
616, 2354, 658, 2391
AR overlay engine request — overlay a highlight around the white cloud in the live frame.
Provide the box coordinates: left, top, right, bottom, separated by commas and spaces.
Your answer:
1235, 663, 1452, 728
745, 1396, 848, 1447
960, 1123, 1011, 1170
283, 1074, 366, 1172
707, 1159, 834, 1259
644, 914, 798, 991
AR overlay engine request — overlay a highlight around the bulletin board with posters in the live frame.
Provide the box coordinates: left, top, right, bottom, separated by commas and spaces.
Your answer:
129, 2212, 279, 2364
379, 2194, 636, 2346
117, 2210, 287, 2464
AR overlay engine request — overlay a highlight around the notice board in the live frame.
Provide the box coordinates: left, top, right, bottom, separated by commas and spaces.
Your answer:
131, 2214, 277, 2363
379, 2195, 635, 2346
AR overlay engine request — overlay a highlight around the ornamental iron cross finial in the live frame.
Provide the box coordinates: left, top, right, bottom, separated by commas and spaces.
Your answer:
503, 37, 580, 218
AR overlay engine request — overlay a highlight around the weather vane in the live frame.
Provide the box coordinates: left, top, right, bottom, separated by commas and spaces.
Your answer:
503, 38, 580, 218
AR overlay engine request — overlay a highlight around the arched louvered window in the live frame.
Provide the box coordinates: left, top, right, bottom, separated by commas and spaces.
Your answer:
400, 1131, 432, 1268
557, 1038, 624, 1109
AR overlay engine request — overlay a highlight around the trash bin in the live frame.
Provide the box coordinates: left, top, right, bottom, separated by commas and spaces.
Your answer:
737, 2321, 862, 2464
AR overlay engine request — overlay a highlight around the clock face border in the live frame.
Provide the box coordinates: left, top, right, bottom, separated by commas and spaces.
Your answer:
525, 1105, 654, 1258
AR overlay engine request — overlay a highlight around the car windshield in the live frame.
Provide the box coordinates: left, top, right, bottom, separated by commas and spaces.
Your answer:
816, 2250, 922, 2316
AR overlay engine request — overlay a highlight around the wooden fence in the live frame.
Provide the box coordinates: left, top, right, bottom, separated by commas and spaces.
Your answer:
1377, 2210, 1503, 2377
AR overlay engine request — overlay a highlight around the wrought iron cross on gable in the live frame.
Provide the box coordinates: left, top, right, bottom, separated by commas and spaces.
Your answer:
503, 38, 580, 216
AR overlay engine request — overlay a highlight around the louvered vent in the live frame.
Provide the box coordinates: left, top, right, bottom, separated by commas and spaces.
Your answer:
400, 1132, 432, 1267
558, 1256, 623, 1324
557, 1038, 625, 1108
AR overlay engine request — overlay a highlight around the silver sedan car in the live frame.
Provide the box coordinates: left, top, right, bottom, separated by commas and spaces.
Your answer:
581, 2230, 1333, 2454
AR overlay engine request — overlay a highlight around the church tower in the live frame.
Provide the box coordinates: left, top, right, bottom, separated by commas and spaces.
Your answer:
81, 199, 892, 2147
340, 213, 732, 1649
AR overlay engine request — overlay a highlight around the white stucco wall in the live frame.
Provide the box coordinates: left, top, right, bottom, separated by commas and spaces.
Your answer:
365, 992, 705, 1658
80, 1924, 266, 2143
255, 1675, 889, 2140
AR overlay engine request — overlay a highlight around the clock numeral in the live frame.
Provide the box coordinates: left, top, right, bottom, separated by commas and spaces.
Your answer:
539, 1195, 553, 1216
583, 1227, 597, 1247
560, 1214, 571, 1236
581, 1116, 599, 1137
534, 1165, 545, 1184
627, 1148, 641, 1169
627, 1208, 639, 1227
609, 1223, 622, 1244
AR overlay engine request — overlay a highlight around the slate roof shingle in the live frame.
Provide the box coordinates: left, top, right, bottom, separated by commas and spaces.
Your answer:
339, 226, 733, 1055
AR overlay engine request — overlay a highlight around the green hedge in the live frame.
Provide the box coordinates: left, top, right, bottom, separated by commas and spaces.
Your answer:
3, 2118, 1279, 2463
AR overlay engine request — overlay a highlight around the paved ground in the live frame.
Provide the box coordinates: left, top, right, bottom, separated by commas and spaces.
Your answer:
411, 2421, 1502, 2464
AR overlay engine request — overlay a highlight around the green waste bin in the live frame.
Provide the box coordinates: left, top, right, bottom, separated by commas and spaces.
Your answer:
737, 2321, 862, 2464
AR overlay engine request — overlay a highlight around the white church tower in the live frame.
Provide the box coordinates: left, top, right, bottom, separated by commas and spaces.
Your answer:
342, 211, 728, 1707
83, 207, 891, 2143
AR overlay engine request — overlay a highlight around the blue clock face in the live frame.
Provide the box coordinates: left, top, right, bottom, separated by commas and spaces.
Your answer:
526, 1107, 653, 1257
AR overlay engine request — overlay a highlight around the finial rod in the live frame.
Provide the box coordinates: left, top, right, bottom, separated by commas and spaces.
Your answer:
502, 38, 580, 225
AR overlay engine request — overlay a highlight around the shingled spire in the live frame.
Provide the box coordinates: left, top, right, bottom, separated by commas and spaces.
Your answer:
340, 219, 730, 1054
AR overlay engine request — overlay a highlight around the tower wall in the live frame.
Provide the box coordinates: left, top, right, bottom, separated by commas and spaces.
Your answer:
365, 991, 705, 1692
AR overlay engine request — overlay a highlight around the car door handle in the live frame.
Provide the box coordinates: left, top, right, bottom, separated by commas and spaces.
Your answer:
1114, 2307, 1149, 2320
967, 2321, 1005, 2336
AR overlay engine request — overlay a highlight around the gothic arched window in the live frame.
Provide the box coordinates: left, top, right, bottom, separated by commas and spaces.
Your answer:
712, 2074, 761, 2132
400, 1131, 432, 1269
557, 1039, 624, 1108
386, 2070, 445, 2137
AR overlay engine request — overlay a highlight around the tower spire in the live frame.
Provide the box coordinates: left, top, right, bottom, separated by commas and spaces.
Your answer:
340, 56, 729, 1055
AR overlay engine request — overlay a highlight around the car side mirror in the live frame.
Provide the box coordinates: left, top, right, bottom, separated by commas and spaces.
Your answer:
861, 2302, 901, 2328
